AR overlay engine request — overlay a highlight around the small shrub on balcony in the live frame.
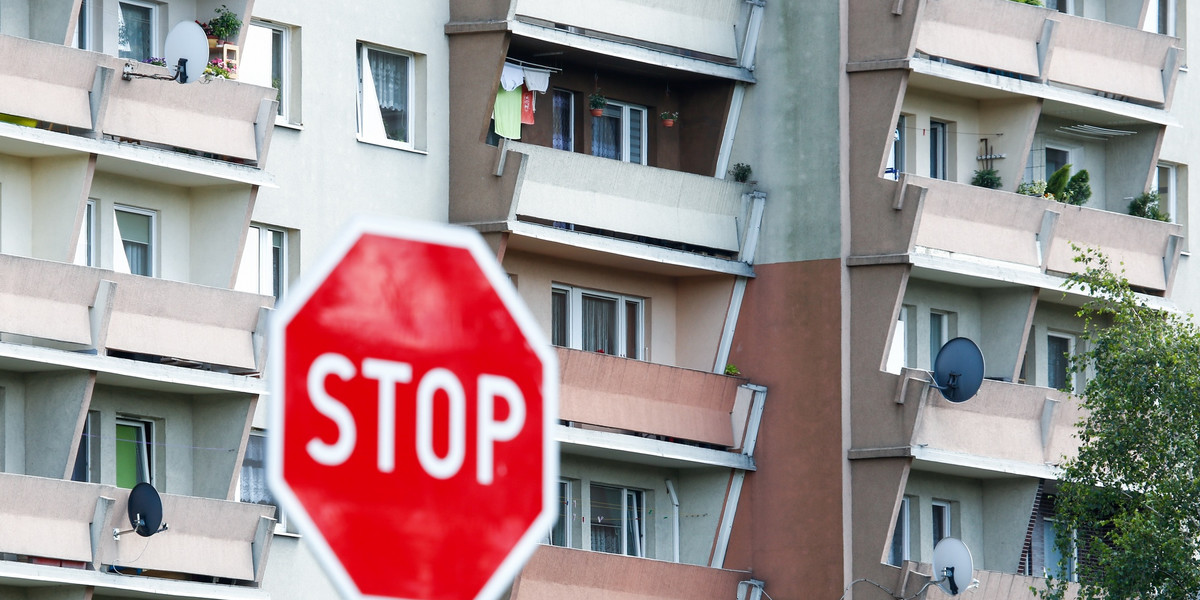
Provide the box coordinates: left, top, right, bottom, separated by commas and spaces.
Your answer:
1017, 179, 1052, 199
1045, 164, 1092, 205
208, 4, 242, 43
971, 168, 1003, 189
1128, 191, 1171, 222
729, 162, 753, 183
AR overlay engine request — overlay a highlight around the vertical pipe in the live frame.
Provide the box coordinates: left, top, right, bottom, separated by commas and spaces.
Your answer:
665, 479, 680, 562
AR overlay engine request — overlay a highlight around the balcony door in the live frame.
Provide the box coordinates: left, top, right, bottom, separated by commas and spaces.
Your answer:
591, 101, 647, 165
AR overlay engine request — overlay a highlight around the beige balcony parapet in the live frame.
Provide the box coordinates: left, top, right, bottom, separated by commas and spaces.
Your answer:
0, 472, 274, 583
913, 0, 1179, 106
508, 141, 752, 255
910, 177, 1182, 293
0, 34, 276, 164
910, 379, 1080, 469
0, 254, 272, 372
557, 347, 748, 448
514, 544, 750, 600
918, 566, 1077, 600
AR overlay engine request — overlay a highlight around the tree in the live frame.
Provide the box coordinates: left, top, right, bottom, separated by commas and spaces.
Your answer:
1039, 248, 1200, 600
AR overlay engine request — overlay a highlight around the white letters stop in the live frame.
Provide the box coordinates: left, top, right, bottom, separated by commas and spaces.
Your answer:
304, 352, 525, 485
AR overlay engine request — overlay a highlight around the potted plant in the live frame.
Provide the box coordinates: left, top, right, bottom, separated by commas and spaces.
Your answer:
729, 162, 752, 183
204, 57, 237, 80
197, 19, 217, 48
209, 4, 242, 45
660, 111, 678, 127
970, 168, 1002, 189
587, 92, 606, 117
1128, 191, 1170, 221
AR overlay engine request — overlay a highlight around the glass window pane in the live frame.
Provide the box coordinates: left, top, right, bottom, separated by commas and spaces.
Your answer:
624, 299, 640, 359
589, 484, 623, 554
628, 107, 644, 164
235, 226, 262, 294
1046, 148, 1069, 177
116, 422, 149, 489
551, 289, 568, 347
118, 2, 153, 61
549, 481, 569, 547
591, 109, 621, 160
1048, 335, 1071, 390
115, 209, 152, 277
581, 294, 617, 354
366, 48, 409, 142
552, 90, 573, 151
271, 229, 285, 298
624, 490, 643, 556
932, 502, 949, 546
243, 25, 284, 115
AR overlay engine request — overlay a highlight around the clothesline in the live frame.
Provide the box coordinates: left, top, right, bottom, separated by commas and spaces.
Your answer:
504, 57, 561, 73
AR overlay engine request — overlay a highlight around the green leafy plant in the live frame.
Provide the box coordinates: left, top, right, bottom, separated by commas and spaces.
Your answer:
971, 168, 1003, 189
1062, 169, 1092, 205
1009, 0, 1044, 5
1128, 191, 1170, 221
203, 58, 237, 79
587, 92, 607, 110
1016, 179, 1049, 198
1045, 164, 1073, 198
209, 4, 242, 42
729, 162, 753, 183
724, 364, 742, 376
659, 111, 679, 121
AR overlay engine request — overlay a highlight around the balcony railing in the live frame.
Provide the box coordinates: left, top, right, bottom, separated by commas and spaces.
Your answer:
0, 34, 276, 164
908, 176, 1183, 293
514, 544, 751, 600
0, 472, 274, 583
507, 141, 754, 257
558, 347, 753, 449
0, 254, 271, 372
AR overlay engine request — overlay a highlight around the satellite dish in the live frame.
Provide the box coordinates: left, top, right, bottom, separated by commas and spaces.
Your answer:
127, 482, 165, 537
164, 20, 209, 83
931, 337, 985, 403
931, 537, 974, 595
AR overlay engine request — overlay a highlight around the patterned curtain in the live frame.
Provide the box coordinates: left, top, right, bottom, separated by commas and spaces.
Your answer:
552, 91, 572, 150
591, 114, 621, 160
581, 295, 616, 354
368, 49, 409, 111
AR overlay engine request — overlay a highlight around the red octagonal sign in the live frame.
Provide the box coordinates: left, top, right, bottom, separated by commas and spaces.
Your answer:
267, 218, 558, 600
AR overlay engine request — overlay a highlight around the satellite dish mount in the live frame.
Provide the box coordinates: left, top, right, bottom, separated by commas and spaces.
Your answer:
926, 337, 985, 403
113, 482, 169, 540
121, 20, 209, 85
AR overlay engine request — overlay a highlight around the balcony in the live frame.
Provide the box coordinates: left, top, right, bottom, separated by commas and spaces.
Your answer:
513, 544, 751, 600
907, 378, 1081, 476
0, 34, 276, 165
0, 473, 273, 585
906, 176, 1182, 293
0, 254, 271, 373
850, 0, 1180, 108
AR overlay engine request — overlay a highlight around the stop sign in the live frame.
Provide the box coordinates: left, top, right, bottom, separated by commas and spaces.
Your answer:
266, 218, 558, 600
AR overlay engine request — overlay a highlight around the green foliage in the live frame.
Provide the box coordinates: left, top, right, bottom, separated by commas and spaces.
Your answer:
1062, 169, 1092, 205
1017, 180, 1049, 198
724, 364, 742, 376
1045, 164, 1073, 198
209, 5, 242, 42
587, 92, 607, 110
1128, 191, 1171, 222
729, 163, 753, 183
1010, 0, 1044, 5
1035, 248, 1200, 600
971, 168, 1003, 189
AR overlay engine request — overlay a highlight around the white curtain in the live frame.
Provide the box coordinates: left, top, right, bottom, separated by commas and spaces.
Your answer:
365, 49, 408, 141
118, 2, 152, 60
591, 114, 621, 160
581, 295, 616, 354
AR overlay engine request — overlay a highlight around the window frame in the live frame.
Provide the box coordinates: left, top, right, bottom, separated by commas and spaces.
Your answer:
886, 306, 909, 374
73, 0, 94, 50
71, 411, 100, 483
74, 199, 97, 267
591, 100, 648, 165
888, 496, 911, 566
886, 115, 906, 181
551, 284, 645, 360
113, 204, 157, 277
1043, 518, 1078, 582
589, 483, 646, 558
239, 430, 294, 534
116, 0, 159, 62
244, 20, 292, 123
929, 120, 948, 180
929, 310, 949, 367
552, 88, 575, 152
356, 42, 415, 150
236, 224, 289, 299
1154, 162, 1178, 223
1047, 331, 1076, 391
932, 499, 952, 547
115, 417, 154, 489
546, 479, 572, 548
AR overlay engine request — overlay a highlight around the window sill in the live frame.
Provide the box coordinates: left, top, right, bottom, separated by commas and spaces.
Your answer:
355, 135, 427, 155
274, 118, 303, 130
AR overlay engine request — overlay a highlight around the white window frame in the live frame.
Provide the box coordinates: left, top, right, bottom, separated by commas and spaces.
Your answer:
244, 20, 292, 123
929, 310, 949, 367
886, 306, 908, 374
589, 484, 646, 558
546, 479, 572, 547
1154, 162, 1178, 223
71, 411, 100, 483
1145, 0, 1177, 36
113, 204, 157, 277
115, 417, 154, 488
1044, 144, 1072, 180
73, 0, 94, 50
932, 500, 952, 547
1047, 331, 1076, 391
592, 100, 648, 165
929, 120, 948, 180
236, 224, 288, 298
239, 430, 294, 534
116, 0, 159, 61
357, 42, 415, 150
73, 199, 97, 267
551, 284, 645, 360
888, 496, 911, 566
886, 116, 906, 181
1043, 518, 1078, 582
552, 88, 575, 152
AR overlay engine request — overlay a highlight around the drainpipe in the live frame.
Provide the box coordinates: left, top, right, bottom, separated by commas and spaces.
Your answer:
665, 479, 680, 563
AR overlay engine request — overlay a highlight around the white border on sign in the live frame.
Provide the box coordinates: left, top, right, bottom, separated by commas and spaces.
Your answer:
266, 216, 560, 600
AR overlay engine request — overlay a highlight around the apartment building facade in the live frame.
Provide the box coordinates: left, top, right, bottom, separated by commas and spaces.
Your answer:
0, 0, 1193, 600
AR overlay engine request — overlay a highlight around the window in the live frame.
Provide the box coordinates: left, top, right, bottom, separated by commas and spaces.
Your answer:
546, 480, 572, 547
590, 484, 644, 557
240, 431, 291, 532
591, 101, 647, 164
74, 200, 96, 267
358, 43, 413, 148
1044, 519, 1077, 582
71, 411, 100, 483
932, 500, 952, 547
929, 310, 948, 365
1046, 0, 1073, 14
886, 116, 906, 180
551, 285, 645, 359
114, 206, 155, 277
242, 21, 291, 121
1045, 147, 1070, 178
115, 418, 153, 489
888, 497, 911, 566
1047, 332, 1074, 391
552, 89, 574, 151
73, 0, 94, 50
236, 224, 288, 298
886, 307, 909, 374
1154, 163, 1178, 222
929, 120, 947, 180
1145, 0, 1176, 36
117, 1, 157, 62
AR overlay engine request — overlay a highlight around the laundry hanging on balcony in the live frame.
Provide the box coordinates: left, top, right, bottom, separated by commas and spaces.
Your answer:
521, 89, 535, 125
500, 63, 525, 91
521, 66, 550, 93
493, 84, 523, 139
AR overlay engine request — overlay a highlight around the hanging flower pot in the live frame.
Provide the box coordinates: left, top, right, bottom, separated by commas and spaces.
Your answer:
590, 108, 604, 117
588, 92, 607, 117
660, 111, 678, 128
662, 119, 675, 127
